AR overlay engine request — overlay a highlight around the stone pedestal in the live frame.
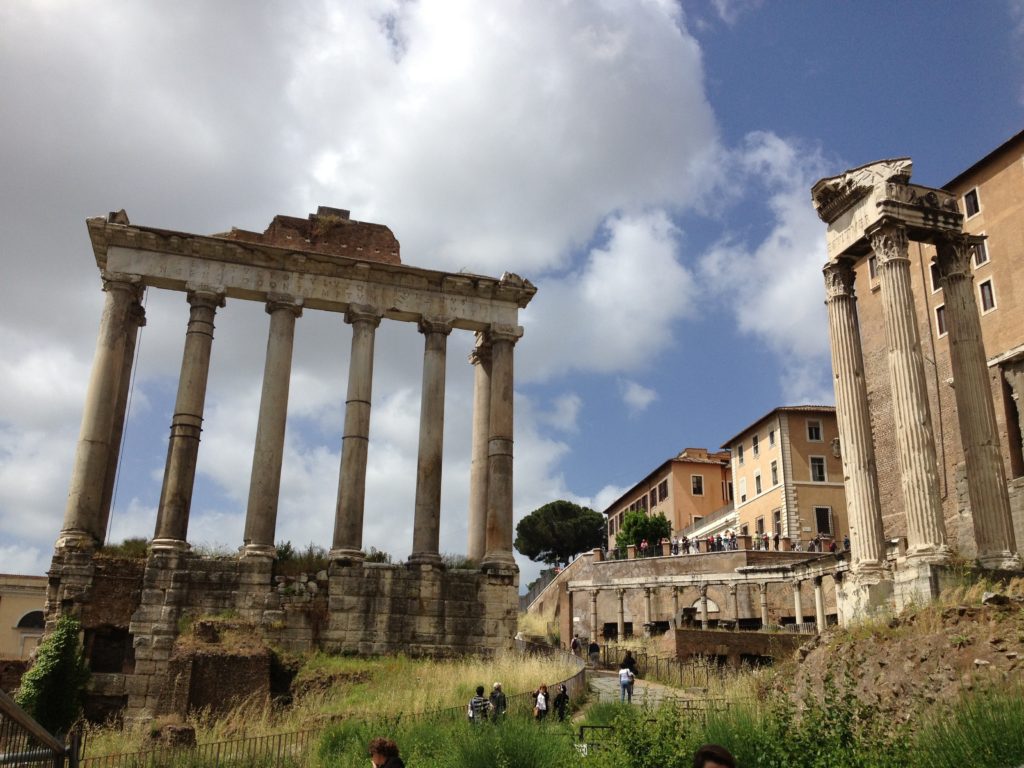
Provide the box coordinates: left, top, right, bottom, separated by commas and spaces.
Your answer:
835, 571, 894, 623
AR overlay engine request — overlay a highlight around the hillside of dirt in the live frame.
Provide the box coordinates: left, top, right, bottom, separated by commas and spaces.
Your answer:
788, 578, 1024, 719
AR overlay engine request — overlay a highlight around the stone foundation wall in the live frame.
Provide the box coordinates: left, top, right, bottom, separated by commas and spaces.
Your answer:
668, 629, 807, 667
45, 550, 518, 722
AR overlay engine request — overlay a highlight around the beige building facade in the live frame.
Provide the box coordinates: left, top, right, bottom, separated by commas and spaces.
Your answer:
0, 575, 47, 659
605, 448, 732, 548
721, 406, 847, 547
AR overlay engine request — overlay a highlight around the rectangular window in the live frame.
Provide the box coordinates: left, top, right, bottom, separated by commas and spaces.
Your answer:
650, 490, 657, 509
930, 261, 941, 292
738, 477, 747, 503
752, 434, 759, 457
936, 304, 947, 337
727, 481, 734, 501
639, 495, 647, 511
868, 255, 878, 280
964, 188, 980, 218
979, 279, 996, 313
770, 460, 778, 486
737, 443, 744, 465
814, 506, 833, 535
807, 420, 822, 442
810, 456, 827, 483
658, 479, 668, 501
754, 472, 762, 494
773, 509, 782, 534
973, 239, 989, 267
755, 516, 765, 534
768, 429, 775, 447
740, 524, 749, 536
691, 475, 704, 496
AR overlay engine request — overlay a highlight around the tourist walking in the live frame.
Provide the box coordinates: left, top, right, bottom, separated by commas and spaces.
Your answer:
588, 639, 600, 666
553, 684, 570, 721
570, 633, 581, 656
532, 684, 549, 721
489, 682, 507, 721
369, 738, 405, 768
618, 662, 635, 703
467, 685, 490, 723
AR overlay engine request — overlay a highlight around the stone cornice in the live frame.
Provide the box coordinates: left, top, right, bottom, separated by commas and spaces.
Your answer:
811, 158, 912, 224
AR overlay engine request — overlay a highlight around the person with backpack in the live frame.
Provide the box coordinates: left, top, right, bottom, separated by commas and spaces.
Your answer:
570, 633, 581, 655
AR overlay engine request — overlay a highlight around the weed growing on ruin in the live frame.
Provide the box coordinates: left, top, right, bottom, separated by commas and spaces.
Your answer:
15, 614, 90, 736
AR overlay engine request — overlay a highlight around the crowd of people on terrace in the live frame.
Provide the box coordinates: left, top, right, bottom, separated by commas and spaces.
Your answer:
621, 532, 850, 558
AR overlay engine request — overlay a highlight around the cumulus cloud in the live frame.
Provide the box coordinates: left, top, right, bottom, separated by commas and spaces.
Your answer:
620, 380, 658, 413
698, 131, 835, 404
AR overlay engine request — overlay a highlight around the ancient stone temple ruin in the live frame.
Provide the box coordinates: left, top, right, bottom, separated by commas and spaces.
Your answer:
812, 159, 1021, 616
45, 207, 535, 721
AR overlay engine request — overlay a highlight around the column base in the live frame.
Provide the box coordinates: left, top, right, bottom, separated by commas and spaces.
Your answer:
407, 552, 444, 568
904, 543, 951, 565
480, 551, 517, 573
239, 543, 277, 559
893, 556, 941, 610
54, 530, 99, 552
837, 572, 894, 624
149, 538, 190, 554
328, 547, 365, 565
976, 550, 1023, 571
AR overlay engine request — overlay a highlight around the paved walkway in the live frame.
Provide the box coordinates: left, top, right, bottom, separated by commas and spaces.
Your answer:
587, 669, 692, 707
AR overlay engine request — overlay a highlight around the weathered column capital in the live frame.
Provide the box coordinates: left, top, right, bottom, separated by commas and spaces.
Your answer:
823, 259, 856, 300
792, 579, 802, 590
345, 304, 382, 327
643, 586, 652, 597
469, 343, 491, 366
487, 324, 523, 345
758, 582, 768, 595
727, 584, 737, 596
101, 271, 144, 294
698, 584, 708, 598
617, 588, 626, 598
266, 293, 304, 317
418, 316, 453, 336
812, 575, 823, 587
933, 232, 980, 280
186, 286, 227, 309
867, 220, 909, 267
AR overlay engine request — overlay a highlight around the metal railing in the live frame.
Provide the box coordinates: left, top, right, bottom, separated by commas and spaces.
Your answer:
0, 688, 76, 768
599, 645, 731, 689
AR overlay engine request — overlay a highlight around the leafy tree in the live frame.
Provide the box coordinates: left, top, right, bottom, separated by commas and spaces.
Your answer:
15, 614, 90, 735
514, 500, 606, 566
617, 509, 671, 550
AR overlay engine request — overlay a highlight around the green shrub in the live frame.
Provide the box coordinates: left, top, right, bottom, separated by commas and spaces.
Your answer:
15, 614, 90, 735
98, 537, 149, 558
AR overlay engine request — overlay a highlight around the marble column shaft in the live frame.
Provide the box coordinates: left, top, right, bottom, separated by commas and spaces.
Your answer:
813, 576, 826, 634
935, 236, 1020, 569
673, 587, 681, 626
824, 260, 886, 571
411, 318, 452, 564
467, 337, 491, 561
482, 326, 520, 569
758, 582, 769, 627
153, 289, 224, 546
869, 221, 947, 557
243, 297, 302, 555
728, 584, 738, 623
699, 586, 709, 630
792, 580, 804, 625
590, 591, 599, 638
643, 587, 652, 626
332, 307, 382, 558
61, 276, 144, 546
616, 589, 625, 639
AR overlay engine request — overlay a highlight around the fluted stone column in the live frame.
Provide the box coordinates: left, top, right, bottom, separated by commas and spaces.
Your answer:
699, 585, 709, 630
673, 587, 681, 626
242, 296, 303, 557
869, 222, 948, 559
935, 235, 1021, 570
758, 582, 769, 628
824, 260, 886, 572
410, 318, 452, 566
616, 588, 625, 640
481, 325, 521, 570
467, 336, 491, 561
792, 580, 804, 625
813, 576, 826, 634
59, 275, 144, 548
728, 584, 739, 623
331, 306, 382, 561
642, 587, 653, 636
590, 590, 599, 639
97, 296, 146, 544
153, 288, 225, 549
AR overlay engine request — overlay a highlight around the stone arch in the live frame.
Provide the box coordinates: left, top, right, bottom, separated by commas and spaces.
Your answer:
17, 610, 44, 629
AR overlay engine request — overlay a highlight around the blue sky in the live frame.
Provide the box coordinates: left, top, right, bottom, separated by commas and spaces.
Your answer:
1, 1, 1022, 590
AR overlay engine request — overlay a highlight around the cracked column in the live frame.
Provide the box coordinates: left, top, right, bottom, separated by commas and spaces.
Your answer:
242, 295, 303, 557
59, 275, 144, 548
824, 260, 886, 572
481, 325, 522, 571
467, 335, 491, 561
410, 317, 452, 566
153, 288, 225, 549
869, 221, 948, 559
935, 235, 1020, 569
331, 306, 382, 561
792, 580, 804, 625
813, 576, 826, 634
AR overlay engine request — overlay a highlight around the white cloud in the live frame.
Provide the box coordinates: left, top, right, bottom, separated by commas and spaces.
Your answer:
698, 131, 835, 404
540, 393, 584, 433
619, 380, 658, 413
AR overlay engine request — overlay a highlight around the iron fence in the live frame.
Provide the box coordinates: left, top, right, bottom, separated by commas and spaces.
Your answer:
0, 688, 76, 768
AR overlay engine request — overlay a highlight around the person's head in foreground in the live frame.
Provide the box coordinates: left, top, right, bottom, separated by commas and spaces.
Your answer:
368, 737, 401, 767
693, 743, 736, 768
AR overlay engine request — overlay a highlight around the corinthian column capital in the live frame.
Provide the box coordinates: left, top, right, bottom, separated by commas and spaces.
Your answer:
823, 259, 856, 301
867, 221, 909, 267
933, 233, 979, 280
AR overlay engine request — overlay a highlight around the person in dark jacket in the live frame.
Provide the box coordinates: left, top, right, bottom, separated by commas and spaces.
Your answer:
553, 684, 570, 721
369, 737, 405, 768
489, 682, 507, 721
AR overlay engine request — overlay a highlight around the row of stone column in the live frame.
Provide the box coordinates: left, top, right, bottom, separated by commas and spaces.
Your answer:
824, 223, 1019, 573
588, 578, 829, 639
60, 277, 520, 571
